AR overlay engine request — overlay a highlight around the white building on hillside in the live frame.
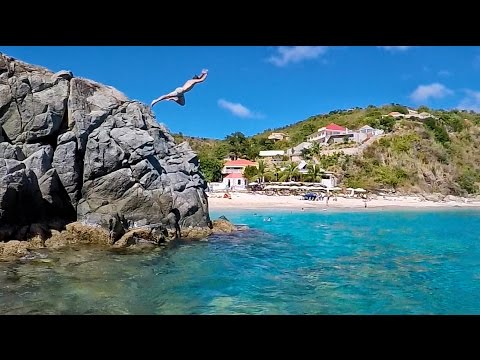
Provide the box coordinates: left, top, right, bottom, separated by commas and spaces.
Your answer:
258, 150, 285, 165
307, 123, 348, 144
268, 132, 289, 142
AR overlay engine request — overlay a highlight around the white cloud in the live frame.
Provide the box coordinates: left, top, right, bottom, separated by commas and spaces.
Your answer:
267, 46, 328, 67
217, 99, 263, 118
379, 46, 412, 53
438, 70, 451, 77
409, 83, 454, 103
458, 90, 480, 112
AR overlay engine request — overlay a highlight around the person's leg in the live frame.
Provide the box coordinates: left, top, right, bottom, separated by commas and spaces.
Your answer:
151, 89, 180, 107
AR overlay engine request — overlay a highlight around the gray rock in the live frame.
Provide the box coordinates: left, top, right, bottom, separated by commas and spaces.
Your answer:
83, 128, 125, 181
22, 145, 53, 179
53, 70, 73, 81
0, 53, 211, 241
0, 143, 25, 160
53, 133, 80, 205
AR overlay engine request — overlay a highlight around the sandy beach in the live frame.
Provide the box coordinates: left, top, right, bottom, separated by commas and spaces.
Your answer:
207, 192, 480, 211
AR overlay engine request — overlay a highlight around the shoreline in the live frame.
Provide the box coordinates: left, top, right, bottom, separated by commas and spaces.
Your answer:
207, 192, 480, 212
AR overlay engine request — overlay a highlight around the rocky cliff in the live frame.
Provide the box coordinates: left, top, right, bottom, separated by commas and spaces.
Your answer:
0, 53, 211, 241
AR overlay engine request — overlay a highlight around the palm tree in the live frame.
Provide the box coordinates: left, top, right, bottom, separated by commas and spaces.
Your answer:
257, 160, 266, 183
306, 162, 323, 182
309, 142, 322, 162
273, 163, 282, 182
243, 165, 258, 184
280, 162, 299, 182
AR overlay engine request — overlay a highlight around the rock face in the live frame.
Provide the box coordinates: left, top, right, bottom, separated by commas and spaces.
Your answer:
0, 53, 211, 241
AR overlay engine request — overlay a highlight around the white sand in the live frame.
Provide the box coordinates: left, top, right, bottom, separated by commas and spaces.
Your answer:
207, 192, 480, 211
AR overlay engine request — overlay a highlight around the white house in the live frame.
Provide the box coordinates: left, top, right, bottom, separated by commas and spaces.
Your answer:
306, 123, 347, 144
286, 142, 312, 162
222, 173, 248, 190
268, 132, 289, 142
258, 150, 285, 165
221, 159, 257, 190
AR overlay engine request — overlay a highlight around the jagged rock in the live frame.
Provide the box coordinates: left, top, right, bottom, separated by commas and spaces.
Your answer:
0, 240, 29, 257
212, 219, 236, 233
182, 226, 213, 240
108, 213, 129, 244
421, 193, 444, 202
0, 143, 25, 160
44, 222, 110, 249
112, 227, 166, 248
0, 53, 210, 242
444, 195, 461, 202
22, 145, 53, 179
52, 131, 81, 205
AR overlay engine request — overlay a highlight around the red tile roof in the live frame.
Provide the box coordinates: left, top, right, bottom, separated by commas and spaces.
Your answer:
325, 123, 346, 131
224, 173, 244, 179
224, 159, 257, 166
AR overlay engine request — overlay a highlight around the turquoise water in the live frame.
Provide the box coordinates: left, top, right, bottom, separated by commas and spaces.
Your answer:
1, 209, 480, 314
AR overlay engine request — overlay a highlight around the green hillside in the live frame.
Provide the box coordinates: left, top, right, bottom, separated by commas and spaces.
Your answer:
174, 105, 480, 195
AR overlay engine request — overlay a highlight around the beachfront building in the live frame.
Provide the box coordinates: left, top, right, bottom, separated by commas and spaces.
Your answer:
221, 159, 257, 190
321, 172, 337, 188
268, 132, 289, 142
295, 161, 338, 188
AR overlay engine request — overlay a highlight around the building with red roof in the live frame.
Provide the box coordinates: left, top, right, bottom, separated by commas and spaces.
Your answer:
221, 158, 258, 190
306, 123, 349, 144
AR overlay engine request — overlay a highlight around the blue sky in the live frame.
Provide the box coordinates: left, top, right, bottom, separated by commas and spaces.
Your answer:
1, 46, 480, 139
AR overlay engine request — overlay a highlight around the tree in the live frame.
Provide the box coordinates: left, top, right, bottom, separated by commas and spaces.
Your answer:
280, 162, 299, 182
246, 138, 261, 160
306, 162, 323, 182
225, 132, 248, 159
212, 142, 230, 160
309, 142, 322, 161
391, 105, 408, 115
243, 166, 258, 183
374, 166, 407, 190
273, 164, 282, 181
198, 155, 223, 182
417, 105, 430, 113
257, 160, 266, 183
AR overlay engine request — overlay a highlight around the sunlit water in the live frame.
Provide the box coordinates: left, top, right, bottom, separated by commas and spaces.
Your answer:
1, 209, 480, 314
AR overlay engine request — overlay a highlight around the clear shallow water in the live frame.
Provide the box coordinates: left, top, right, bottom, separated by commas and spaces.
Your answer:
1, 209, 480, 314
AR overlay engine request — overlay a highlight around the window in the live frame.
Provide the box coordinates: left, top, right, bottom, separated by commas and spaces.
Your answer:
238, 179, 241, 185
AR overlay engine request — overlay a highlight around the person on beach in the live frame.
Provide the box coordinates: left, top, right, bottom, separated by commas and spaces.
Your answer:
151, 69, 208, 107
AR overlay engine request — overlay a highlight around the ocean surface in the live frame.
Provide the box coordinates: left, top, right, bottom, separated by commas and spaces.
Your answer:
1, 209, 480, 314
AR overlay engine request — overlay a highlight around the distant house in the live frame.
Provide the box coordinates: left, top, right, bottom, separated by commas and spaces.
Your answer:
268, 132, 289, 142
358, 125, 384, 136
383, 109, 436, 120
221, 159, 257, 190
286, 142, 312, 162
306, 123, 348, 144
258, 150, 285, 165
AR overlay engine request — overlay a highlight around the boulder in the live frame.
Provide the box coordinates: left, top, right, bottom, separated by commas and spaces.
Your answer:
0, 53, 211, 243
